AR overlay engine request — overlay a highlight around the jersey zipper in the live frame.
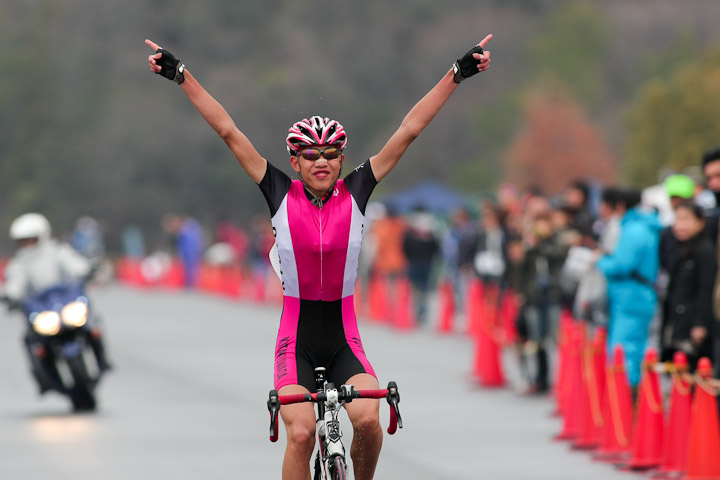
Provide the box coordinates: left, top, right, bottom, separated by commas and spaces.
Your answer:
318, 203, 323, 292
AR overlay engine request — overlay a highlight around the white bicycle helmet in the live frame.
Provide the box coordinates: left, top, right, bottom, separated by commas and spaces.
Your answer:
286, 116, 347, 155
9, 213, 52, 242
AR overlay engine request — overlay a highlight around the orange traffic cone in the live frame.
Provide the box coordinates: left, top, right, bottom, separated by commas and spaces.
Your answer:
684, 357, 720, 480
436, 279, 455, 334
573, 327, 607, 450
653, 351, 692, 478
394, 277, 416, 330
594, 345, 634, 463
553, 310, 576, 417
200, 264, 223, 294
210, 265, 225, 294
221, 265, 242, 298
471, 297, 505, 388
625, 348, 664, 471
554, 324, 584, 441
368, 275, 389, 323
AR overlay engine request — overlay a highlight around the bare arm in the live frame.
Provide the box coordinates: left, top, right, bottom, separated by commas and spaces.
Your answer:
145, 39, 267, 183
369, 34, 493, 182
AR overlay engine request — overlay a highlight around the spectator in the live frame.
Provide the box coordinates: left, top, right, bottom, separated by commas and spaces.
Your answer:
164, 214, 205, 288
448, 207, 481, 322
215, 218, 249, 265
370, 207, 407, 281
563, 180, 596, 244
659, 201, 715, 368
121, 224, 146, 259
702, 147, 720, 244
70, 216, 105, 260
664, 174, 696, 211
437, 206, 481, 330
597, 186, 624, 254
515, 213, 566, 394
570, 186, 624, 326
595, 188, 662, 390
357, 202, 385, 294
247, 215, 275, 289
700, 147, 720, 376
550, 204, 581, 309
474, 201, 506, 285
402, 207, 439, 326
503, 233, 531, 388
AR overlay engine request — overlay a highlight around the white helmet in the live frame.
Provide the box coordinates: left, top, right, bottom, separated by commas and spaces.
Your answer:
9, 213, 52, 242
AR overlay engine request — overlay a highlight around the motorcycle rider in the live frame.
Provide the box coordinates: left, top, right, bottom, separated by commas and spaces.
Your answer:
2, 213, 112, 392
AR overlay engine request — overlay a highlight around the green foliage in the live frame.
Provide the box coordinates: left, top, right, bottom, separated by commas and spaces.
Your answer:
624, 47, 720, 185
529, 0, 608, 105
452, 93, 521, 192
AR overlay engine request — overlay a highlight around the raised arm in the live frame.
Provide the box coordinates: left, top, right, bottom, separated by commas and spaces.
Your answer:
369, 35, 493, 182
145, 39, 267, 183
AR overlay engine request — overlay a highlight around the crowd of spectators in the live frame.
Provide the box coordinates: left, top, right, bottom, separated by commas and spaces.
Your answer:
360, 147, 720, 397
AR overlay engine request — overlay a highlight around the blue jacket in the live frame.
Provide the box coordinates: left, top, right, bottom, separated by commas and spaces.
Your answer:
596, 207, 662, 385
596, 208, 662, 316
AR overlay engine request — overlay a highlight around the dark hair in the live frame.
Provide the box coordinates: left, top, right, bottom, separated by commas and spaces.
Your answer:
525, 184, 544, 197
570, 180, 590, 203
505, 232, 523, 244
620, 187, 642, 210
702, 147, 720, 168
411, 203, 428, 213
674, 200, 704, 220
601, 186, 622, 209
556, 203, 575, 217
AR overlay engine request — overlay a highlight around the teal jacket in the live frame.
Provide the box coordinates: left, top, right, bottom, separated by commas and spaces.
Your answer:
596, 207, 662, 385
596, 208, 662, 317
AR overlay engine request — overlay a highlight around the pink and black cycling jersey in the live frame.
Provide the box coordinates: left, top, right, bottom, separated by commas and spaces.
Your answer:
258, 159, 378, 391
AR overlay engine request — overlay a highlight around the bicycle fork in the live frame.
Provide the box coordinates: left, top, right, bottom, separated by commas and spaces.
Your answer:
317, 387, 346, 479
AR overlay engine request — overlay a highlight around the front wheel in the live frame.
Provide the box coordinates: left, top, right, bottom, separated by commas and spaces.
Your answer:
329, 455, 347, 480
66, 356, 97, 412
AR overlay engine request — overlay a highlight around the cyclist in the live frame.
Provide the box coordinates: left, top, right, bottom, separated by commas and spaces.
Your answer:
146, 35, 492, 480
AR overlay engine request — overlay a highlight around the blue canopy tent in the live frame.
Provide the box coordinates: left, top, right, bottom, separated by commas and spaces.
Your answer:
378, 181, 470, 215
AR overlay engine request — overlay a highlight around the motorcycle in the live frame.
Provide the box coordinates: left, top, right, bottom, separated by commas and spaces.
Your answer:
3, 281, 106, 412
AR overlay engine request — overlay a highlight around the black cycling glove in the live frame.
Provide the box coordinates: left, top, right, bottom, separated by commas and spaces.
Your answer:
155, 48, 185, 84
452, 45, 484, 84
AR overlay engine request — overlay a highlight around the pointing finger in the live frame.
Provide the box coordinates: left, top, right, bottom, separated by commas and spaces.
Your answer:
477, 34, 494, 49
145, 38, 161, 51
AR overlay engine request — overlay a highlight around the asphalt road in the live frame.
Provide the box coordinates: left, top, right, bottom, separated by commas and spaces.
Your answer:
0, 284, 638, 479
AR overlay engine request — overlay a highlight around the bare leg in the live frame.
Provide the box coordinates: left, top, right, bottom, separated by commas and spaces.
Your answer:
344, 373, 383, 480
279, 385, 317, 480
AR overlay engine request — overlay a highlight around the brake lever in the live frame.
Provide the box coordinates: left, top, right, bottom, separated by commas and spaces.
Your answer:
267, 389, 280, 442
386, 381, 403, 432
341, 384, 355, 403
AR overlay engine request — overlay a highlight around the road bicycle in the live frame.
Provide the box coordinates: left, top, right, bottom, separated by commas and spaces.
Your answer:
267, 367, 402, 480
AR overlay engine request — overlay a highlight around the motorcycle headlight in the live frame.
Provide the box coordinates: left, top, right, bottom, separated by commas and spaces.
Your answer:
33, 311, 62, 336
61, 301, 88, 328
